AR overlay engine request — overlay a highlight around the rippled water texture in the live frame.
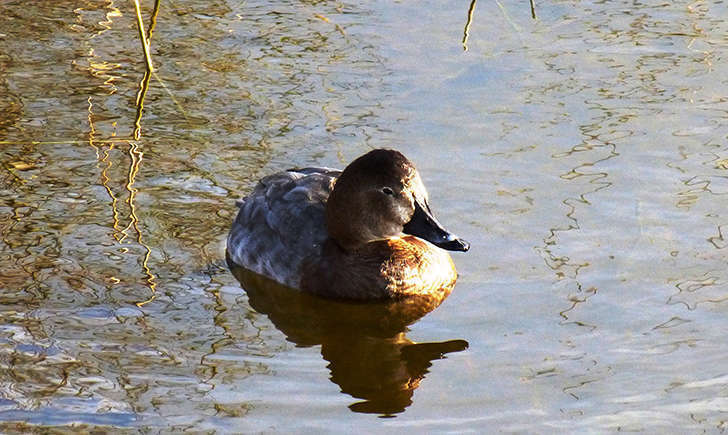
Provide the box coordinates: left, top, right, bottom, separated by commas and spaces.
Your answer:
2, 0, 728, 432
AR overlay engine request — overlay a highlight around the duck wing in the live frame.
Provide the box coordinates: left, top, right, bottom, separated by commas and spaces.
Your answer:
227, 167, 341, 289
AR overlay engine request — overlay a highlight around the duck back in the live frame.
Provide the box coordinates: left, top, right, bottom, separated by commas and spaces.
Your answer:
227, 167, 340, 288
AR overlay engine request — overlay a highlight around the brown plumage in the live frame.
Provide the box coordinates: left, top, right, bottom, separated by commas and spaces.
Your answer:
227, 149, 469, 301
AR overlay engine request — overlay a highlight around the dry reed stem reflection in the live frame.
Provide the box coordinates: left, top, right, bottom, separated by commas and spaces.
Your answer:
133, 70, 152, 140
0, 139, 132, 145
462, 0, 476, 51
130, 0, 161, 306
463, 0, 536, 51
124, 142, 158, 307
83, 0, 163, 307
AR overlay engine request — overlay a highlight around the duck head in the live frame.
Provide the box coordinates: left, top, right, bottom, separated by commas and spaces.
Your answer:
326, 149, 470, 252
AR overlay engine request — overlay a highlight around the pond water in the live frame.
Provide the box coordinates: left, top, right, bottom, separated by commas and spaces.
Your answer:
2, 0, 728, 432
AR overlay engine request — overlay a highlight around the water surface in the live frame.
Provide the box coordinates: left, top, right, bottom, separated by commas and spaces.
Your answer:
2, 0, 728, 432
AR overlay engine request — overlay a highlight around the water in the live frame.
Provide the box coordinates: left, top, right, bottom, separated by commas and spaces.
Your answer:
2, 0, 728, 432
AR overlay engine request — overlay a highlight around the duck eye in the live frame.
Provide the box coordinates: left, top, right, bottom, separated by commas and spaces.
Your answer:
382, 187, 394, 196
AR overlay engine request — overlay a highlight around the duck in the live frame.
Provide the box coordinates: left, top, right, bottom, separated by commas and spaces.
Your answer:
226, 148, 469, 301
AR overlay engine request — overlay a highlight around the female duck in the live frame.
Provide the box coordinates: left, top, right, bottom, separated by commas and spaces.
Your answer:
226, 149, 469, 300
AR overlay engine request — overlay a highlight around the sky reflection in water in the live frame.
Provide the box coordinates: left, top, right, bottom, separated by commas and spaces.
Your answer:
2, 0, 728, 432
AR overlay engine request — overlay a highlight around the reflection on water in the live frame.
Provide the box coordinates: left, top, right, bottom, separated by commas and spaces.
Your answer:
84, 0, 161, 307
461, 0, 477, 52
228, 264, 468, 416
3, 0, 728, 431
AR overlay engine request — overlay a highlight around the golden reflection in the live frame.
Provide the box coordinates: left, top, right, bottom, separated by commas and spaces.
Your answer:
87, 108, 158, 306
0, 139, 126, 145
100, 142, 123, 240
81, 0, 162, 307
87, 96, 123, 241
125, 0, 161, 304
73, 2, 122, 94
124, 141, 158, 306
132, 0, 161, 140
145, 0, 161, 42
133, 70, 152, 140
462, 0, 476, 51
4, 163, 27, 185
131, 0, 187, 122
228, 262, 468, 415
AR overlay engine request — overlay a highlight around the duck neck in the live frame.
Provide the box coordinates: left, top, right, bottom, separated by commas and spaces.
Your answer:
327, 232, 367, 253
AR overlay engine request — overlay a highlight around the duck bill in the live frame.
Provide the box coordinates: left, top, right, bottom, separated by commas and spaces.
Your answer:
402, 199, 470, 252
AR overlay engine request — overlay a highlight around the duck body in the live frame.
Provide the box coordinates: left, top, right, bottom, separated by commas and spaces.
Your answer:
227, 167, 339, 290
226, 149, 469, 301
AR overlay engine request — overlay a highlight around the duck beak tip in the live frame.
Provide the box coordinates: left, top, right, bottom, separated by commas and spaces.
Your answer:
442, 237, 469, 252
459, 239, 470, 252
403, 199, 470, 253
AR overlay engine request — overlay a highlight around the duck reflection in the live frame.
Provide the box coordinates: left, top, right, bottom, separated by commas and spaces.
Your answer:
228, 263, 468, 416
